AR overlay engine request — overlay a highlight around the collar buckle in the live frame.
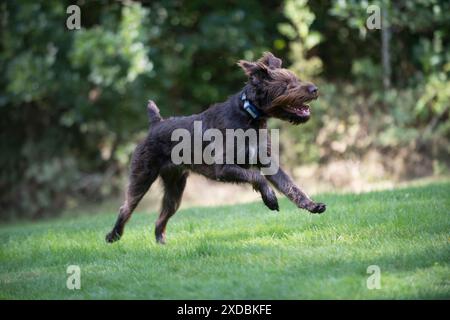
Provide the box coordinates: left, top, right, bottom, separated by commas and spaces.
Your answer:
240, 92, 262, 120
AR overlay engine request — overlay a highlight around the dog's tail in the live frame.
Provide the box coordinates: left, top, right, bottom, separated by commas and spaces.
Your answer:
147, 100, 162, 125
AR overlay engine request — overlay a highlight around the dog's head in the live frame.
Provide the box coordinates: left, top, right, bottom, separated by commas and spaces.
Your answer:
238, 52, 318, 124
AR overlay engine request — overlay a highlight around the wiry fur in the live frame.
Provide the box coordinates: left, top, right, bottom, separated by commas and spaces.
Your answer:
106, 52, 326, 245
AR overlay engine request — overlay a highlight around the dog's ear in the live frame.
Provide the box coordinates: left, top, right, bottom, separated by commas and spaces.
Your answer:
237, 60, 266, 76
259, 52, 282, 69
237, 60, 270, 85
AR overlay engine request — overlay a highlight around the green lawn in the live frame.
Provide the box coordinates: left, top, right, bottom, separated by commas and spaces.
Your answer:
1, 181, 449, 299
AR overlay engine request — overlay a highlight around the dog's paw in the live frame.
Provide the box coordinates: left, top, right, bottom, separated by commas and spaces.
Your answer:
261, 186, 279, 211
308, 202, 326, 214
105, 230, 121, 243
155, 233, 166, 245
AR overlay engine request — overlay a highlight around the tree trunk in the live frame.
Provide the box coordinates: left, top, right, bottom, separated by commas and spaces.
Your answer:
381, 2, 391, 91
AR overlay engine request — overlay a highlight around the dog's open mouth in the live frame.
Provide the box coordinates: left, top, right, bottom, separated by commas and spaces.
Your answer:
284, 104, 310, 118
268, 96, 317, 125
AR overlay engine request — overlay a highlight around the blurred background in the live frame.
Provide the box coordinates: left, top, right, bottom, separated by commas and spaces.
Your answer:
1, 0, 449, 220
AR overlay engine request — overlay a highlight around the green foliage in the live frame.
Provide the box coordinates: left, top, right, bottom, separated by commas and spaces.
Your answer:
1, 0, 449, 219
1, 181, 449, 298
279, 0, 449, 172
279, 0, 322, 78
0, 1, 287, 219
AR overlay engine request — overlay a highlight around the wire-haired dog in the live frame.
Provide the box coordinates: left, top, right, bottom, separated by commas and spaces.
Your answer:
106, 52, 326, 244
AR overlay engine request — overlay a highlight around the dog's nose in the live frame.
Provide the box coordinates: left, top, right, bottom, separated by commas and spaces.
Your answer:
308, 85, 318, 95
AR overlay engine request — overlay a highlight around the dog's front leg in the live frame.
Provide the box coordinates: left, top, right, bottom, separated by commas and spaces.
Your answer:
266, 168, 326, 214
216, 165, 279, 211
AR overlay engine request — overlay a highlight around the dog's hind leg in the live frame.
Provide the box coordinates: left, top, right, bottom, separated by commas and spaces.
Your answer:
155, 169, 188, 244
106, 144, 159, 243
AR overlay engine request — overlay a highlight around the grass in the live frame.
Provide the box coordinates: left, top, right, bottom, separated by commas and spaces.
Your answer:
1, 181, 449, 299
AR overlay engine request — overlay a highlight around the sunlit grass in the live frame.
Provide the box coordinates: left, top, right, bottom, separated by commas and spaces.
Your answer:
1, 181, 449, 299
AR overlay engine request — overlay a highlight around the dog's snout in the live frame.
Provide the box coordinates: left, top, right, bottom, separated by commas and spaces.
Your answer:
308, 85, 318, 95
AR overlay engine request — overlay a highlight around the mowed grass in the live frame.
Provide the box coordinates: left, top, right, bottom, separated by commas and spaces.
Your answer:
1, 181, 449, 299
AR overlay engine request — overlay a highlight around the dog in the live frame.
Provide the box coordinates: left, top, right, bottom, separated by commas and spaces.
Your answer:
106, 52, 326, 244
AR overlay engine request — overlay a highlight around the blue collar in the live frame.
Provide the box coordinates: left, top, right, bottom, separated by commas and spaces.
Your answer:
240, 92, 264, 120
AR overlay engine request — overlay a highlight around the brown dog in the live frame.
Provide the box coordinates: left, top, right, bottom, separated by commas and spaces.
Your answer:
106, 52, 326, 244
